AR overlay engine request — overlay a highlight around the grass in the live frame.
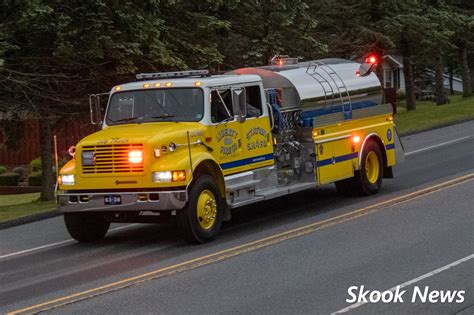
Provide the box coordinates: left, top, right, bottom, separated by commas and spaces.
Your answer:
395, 95, 474, 136
0, 193, 41, 206
0, 95, 472, 224
0, 193, 57, 223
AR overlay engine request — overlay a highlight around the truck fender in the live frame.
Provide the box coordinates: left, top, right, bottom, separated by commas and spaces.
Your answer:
358, 133, 387, 171
189, 155, 231, 221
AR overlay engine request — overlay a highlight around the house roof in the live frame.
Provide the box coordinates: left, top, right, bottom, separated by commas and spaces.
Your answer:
424, 69, 463, 82
383, 55, 403, 68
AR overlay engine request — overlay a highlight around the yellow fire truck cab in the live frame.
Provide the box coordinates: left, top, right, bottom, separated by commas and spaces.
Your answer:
57, 56, 404, 243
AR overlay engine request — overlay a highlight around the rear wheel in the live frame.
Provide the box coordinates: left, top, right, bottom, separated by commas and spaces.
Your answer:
358, 141, 383, 195
336, 141, 383, 196
178, 175, 223, 244
64, 212, 110, 242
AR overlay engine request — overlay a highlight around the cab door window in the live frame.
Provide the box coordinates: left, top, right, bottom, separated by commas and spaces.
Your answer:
245, 85, 262, 118
211, 89, 233, 123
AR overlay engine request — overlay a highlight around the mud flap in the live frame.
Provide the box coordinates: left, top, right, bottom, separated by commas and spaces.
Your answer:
384, 166, 394, 178
394, 126, 405, 164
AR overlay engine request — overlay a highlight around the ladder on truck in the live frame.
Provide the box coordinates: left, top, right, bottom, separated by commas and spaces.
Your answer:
306, 61, 352, 119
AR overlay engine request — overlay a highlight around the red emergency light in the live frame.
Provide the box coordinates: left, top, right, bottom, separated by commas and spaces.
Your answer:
365, 55, 378, 64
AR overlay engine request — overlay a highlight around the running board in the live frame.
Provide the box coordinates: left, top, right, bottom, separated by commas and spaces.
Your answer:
228, 182, 316, 209
224, 167, 276, 208
229, 196, 265, 208
226, 179, 261, 192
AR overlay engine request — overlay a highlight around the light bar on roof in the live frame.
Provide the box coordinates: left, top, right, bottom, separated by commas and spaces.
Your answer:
136, 70, 209, 81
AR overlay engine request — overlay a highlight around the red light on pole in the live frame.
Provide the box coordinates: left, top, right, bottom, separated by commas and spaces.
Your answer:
365, 55, 378, 64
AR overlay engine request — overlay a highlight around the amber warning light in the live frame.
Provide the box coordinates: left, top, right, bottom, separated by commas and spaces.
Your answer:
128, 150, 143, 164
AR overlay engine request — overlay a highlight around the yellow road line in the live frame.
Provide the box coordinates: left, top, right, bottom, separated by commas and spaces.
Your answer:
8, 173, 474, 314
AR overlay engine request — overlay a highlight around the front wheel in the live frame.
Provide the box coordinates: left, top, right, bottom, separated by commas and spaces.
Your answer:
64, 212, 110, 242
178, 175, 223, 244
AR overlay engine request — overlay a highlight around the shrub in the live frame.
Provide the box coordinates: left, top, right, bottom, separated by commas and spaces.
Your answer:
0, 165, 6, 174
0, 172, 20, 186
30, 157, 41, 172
13, 166, 27, 180
28, 171, 42, 186
396, 90, 406, 101
29, 157, 67, 174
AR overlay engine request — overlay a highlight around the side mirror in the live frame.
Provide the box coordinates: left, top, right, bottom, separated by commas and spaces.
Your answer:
232, 88, 247, 122
266, 103, 275, 131
89, 93, 109, 125
358, 62, 377, 77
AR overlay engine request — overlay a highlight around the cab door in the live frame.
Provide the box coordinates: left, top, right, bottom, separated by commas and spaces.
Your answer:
209, 88, 244, 175
237, 85, 274, 171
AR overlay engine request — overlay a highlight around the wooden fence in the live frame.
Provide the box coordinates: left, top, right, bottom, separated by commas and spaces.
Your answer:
0, 117, 99, 166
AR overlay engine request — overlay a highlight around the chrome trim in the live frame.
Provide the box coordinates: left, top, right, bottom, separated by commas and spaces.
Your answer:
57, 190, 187, 213
315, 134, 351, 144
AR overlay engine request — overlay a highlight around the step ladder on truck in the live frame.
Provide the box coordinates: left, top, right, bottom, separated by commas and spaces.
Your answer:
57, 54, 404, 243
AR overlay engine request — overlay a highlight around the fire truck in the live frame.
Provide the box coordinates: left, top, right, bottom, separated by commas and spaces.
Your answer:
57, 55, 404, 243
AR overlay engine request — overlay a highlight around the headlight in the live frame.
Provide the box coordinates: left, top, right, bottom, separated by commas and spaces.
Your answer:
61, 174, 75, 185
152, 171, 172, 183
152, 171, 186, 183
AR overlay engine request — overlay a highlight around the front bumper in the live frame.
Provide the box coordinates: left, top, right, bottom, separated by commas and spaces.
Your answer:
57, 190, 187, 213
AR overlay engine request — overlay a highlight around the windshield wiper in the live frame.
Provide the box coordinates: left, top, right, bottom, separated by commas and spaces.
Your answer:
108, 117, 140, 123
151, 114, 176, 119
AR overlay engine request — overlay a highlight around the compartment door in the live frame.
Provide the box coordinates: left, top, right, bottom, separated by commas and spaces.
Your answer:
316, 137, 356, 185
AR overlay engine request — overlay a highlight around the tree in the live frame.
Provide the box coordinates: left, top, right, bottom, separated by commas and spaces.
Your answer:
313, 0, 393, 60
422, 2, 456, 105
217, 0, 326, 68
0, 0, 230, 200
1, 0, 471, 202
382, 2, 421, 110
446, 0, 473, 97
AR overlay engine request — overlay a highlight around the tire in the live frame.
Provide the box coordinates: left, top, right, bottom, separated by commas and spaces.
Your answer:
335, 141, 383, 196
356, 141, 384, 195
178, 175, 223, 244
64, 212, 110, 242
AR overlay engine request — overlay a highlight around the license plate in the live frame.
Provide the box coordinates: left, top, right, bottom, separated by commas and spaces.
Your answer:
104, 195, 121, 205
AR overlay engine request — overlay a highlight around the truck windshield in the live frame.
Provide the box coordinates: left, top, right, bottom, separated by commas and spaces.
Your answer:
106, 88, 204, 125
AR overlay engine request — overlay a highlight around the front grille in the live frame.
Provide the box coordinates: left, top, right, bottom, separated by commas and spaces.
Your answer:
81, 144, 144, 174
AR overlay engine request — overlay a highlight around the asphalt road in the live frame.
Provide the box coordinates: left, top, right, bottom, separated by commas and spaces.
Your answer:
1, 121, 473, 314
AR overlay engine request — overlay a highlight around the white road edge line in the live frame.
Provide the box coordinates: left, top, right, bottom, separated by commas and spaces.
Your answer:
405, 136, 472, 156
1, 136, 471, 260
0, 224, 138, 260
332, 253, 474, 314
